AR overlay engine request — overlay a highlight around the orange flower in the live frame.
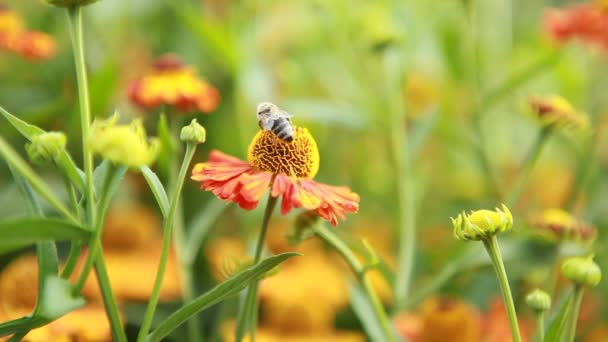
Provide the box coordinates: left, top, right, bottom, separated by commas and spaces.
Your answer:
0, 6, 56, 61
191, 128, 360, 226
544, 2, 608, 52
128, 53, 220, 113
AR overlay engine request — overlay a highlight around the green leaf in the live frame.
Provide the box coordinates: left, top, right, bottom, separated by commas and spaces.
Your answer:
0, 105, 85, 192
184, 200, 228, 264
544, 290, 573, 342
141, 166, 170, 218
147, 252, 301, 342
349, 283, 386, 342
0, 317, 46, 338
0, 218, 90, 253
37, 275, 85, 319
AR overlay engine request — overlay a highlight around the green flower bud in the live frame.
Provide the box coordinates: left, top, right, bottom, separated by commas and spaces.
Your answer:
526, 289, 551, 312
89, 114, 159, 169
561, 255, 602, 288
451, 204, 513, 241
43, 0, 101, 8
25, 131, 67, 165
180, 119, 206, 144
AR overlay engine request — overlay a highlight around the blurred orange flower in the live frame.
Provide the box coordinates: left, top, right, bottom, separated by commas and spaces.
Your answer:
544, 2, 608, 52
128, 53, 220, 113
191, 128, 359, 226
0, 6, 56, 61
0, 255, 115, 342
75, 204, 182, 302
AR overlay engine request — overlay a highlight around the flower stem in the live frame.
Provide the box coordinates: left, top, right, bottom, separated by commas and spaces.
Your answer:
566, 285, 584, 342
505, 125, 553, 208
235, 194, 278, 342
60, 240, 82, 279
536, 312, 545, 342
482, 236, 521, 342
137, 143, 197, 342
313, 223, 396, 342
94, 247, 127, 342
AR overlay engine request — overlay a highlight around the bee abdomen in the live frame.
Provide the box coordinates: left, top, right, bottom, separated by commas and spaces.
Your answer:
271, 118, 294, 142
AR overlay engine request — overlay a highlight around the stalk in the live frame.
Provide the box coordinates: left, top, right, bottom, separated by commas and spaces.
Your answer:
94, 248, 128, 342
566, 285, 584, 342
536, 312, 545, 342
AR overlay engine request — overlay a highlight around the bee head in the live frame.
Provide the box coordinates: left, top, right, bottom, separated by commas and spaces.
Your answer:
256, 102, 279, 117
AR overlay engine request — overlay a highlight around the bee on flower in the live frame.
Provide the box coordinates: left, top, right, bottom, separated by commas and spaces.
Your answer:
128, 53, 220, 114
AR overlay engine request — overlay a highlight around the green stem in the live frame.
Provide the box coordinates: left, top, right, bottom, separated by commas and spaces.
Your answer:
137, 143, 197, 342
94, 247, 128, 342
566, 285, 584, 342
313, 223, 396, 342
536, 312, 545, 342
235, 194, 278, 342
60, 240, 82, 279
483, 236, 521, 342
505, 125, 553, 208
66, 6, 95, 229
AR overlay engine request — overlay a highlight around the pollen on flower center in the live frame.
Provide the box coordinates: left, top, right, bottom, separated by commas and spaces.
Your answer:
247, 127, 320, 179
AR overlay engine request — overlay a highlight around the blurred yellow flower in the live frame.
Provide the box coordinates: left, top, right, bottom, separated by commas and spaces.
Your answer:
205, 236, 249, 282
75, 204, 181, 302
528, 208, 597, 243
529, 95, 588, 129
404, 73, 439, 120
0, 255, 115, 342
128, 53, 220, 113
220, 320, 364, 342
89, 115, 159, 169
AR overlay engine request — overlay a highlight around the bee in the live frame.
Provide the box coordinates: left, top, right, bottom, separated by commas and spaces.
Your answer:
256, 102, 294, 143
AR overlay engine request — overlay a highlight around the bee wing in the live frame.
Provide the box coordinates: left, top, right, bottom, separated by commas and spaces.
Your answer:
277, 110, 293, 121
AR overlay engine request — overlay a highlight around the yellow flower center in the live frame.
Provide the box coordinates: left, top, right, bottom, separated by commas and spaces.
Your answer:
247, 127, 319, 179
468, 209, 502, 230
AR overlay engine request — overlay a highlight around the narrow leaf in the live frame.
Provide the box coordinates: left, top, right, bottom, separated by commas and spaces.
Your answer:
0, 218, 90, 253
0, 106, 45, 139
349, 283, 386, 342
147, 252, 300, 342
141, 166, 170, 217
184, 200, 227, 263
0, 317, 46, 338
544, 290, 573, 342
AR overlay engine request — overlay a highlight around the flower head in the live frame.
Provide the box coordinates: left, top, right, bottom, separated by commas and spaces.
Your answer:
0, 7, 56, 61
89, 114, 159, 169
25, 131, 67, 165
528, 208, 597, 243
561, 255, 602, 287
451, 204, 513, 241
128, 53, 220, 113
192, 127, 359, 226
544, 2, 608, 52
526, 289, 552, 313
529, 95, 588, 129
180, 119, 206, 144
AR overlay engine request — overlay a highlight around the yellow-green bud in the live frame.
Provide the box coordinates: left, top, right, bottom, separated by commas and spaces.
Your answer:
561, 255, 602, 288
451, 204, 513, 241
43, 0, 101, 8
89, 114, 159, 169
526, 289, 551, 312
25, 132, 66, 165
180, 119, 206, 144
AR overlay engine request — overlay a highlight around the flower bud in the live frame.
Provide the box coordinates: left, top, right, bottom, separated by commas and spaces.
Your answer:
42, 0, 101, 8
25, 131, 66, 164
451, 204, 513, 241
180, 119, 206, 144
526, 289, 551, 312
561, 255, 602, 287
89, 114, 159, 169
528, 208, 596, 244
529, 95, 588, 129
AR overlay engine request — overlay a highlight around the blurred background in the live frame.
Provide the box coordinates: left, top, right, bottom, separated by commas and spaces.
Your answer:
1, 0, 607, 341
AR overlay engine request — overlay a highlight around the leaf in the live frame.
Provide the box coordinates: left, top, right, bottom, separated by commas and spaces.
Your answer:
147, 252, 301, 342
349, 283, 386, 342
184, 200, 228, 264
0, 105, 85, 192
141, 166, 170, 218
37, 276, 85, 319
0, 218, 90, 253
0, 316, 46, 338
544, 290, 574, 342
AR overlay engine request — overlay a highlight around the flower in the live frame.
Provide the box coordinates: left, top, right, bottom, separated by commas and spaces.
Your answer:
526, 289, 552, 313
544, 2, 608, 52
0, 7, 56, 61
0, 255, 115, 341
128, 53, 220, 113
180, 119, 206, 144
561, 255, 602, 287
75, 204, 182, 301
529, 95, 588, 129
220, 320, 364, 342
451, 204, 513, 241
191, 127, 359, 226
25, 131, 67, 165
89, 115, 159, 169
528, 208, 597, 243
404, 73, 439, 120
417, 297, 482, 342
